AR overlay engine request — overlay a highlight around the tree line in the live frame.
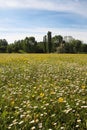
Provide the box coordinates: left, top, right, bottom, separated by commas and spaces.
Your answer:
0, 31, 87, 53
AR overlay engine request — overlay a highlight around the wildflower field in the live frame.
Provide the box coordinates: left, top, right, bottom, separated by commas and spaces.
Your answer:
0, 54, 87, 130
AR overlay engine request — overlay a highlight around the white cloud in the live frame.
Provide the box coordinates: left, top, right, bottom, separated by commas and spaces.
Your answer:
0, 1, 87, 43
0, 27, 87, 43
0, 0, 87, 17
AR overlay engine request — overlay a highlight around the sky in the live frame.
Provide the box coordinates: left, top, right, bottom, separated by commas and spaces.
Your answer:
0, 0, 87, 43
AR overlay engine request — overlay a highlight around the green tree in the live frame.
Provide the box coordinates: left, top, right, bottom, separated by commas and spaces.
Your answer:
0, 39, 8, 53
81, 44, 87, 53
52, 35, 63, 52
43, 35, 47, 53
47, 31, 52, 53
23, 37, 37, 53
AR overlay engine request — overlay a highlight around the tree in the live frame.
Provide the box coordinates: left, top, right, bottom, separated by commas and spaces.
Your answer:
0, 39, 8, 53
22, 37, 37, 53
64, 36, 74, 43
52, 35, 63, 45
52, 35, 63, 52
56, 44, 65, 53
47, 31, 52, 53
1, 32, 87, 54
7, 44, 13, 53
68, 39, 82, 53
35, 42, 44, 53
43, 35, 47, 53
81, 44, 87, 53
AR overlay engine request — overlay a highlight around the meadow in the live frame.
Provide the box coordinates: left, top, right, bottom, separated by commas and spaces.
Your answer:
0, 54, 87, 130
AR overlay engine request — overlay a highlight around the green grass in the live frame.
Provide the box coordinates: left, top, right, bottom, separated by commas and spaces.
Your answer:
0, 54, 87, 130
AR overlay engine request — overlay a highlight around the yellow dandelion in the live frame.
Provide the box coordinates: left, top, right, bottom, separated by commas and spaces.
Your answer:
50, 84, 54, 87
50, 91, 55, 95
39, 85, 42, 88
65, 79, 70, 83
34, 87, 36, 89
81, 85, 86, 89
40, 93, 44, 98
58, 97, 64, 103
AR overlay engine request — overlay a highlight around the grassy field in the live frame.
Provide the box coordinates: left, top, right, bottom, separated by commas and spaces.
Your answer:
0, 54, 87, 130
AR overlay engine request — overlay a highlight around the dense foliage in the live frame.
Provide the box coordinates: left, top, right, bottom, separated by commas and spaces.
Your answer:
0, 39, 8, 53
0, 32, 87, 53
0, 54, 87, 130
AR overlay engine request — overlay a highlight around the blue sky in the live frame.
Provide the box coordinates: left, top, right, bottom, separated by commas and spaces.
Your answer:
0, 0, 87, 43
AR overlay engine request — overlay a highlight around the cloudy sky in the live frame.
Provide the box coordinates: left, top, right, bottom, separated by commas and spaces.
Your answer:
0, 0, 87, 43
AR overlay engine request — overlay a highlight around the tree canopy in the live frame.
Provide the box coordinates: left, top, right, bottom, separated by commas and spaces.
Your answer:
0, 32, 87, 53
